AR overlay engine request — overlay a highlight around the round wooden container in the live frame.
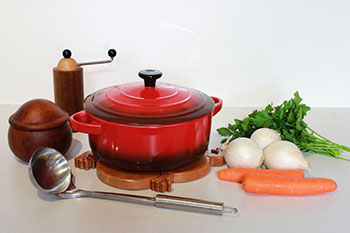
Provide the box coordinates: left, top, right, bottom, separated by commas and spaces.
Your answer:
8, 99, 73, 162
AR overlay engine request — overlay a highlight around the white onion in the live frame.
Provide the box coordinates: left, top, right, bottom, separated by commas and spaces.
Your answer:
263, 141, 311, 170
251, 128, 282, 149
223, 137, 264, 168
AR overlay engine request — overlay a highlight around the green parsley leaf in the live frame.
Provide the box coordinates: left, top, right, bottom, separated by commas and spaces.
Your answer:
216, 91, 350, 161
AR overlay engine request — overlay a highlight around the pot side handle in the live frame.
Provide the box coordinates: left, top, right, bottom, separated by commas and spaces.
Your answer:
70, 110, 102, 135
211, 96, 223, 117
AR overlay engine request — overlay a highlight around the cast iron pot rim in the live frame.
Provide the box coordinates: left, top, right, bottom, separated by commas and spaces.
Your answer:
83, 91, 215, 125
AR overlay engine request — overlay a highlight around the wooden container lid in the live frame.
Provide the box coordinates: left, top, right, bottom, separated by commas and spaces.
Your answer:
9, 99, 69, 131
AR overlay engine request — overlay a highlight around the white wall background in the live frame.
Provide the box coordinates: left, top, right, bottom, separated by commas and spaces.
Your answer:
1, 0, 349, 107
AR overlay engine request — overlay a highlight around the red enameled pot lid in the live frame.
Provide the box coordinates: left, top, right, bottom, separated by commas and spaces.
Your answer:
85, 70, 215, 124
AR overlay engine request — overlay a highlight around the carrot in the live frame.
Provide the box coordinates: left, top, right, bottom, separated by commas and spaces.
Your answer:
243, 174, 337, 196
217, 168, 304, 183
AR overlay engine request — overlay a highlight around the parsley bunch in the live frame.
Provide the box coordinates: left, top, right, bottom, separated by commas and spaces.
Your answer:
217, 92, 350, 161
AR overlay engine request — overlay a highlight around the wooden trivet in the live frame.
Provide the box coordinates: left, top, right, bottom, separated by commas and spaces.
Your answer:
74, 149, 225, 193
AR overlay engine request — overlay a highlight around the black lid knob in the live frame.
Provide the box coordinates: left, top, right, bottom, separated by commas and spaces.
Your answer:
108, 49, 117, 58
62, 49, 72, 58
138, 70, 162, 87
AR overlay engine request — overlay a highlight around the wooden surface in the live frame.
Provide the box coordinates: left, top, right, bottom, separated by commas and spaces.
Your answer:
74, 151, 213, 192
53, 67, 84, 116
75, 151, 98, 170
96, 156, 211, 192
206, 149, 226, 166
97, 162, 161, 190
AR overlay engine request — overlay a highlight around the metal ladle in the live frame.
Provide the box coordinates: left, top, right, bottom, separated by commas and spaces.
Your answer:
28, 147, 237, 216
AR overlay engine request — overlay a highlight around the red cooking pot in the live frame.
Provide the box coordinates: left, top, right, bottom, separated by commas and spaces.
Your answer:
70, 70, 222, 171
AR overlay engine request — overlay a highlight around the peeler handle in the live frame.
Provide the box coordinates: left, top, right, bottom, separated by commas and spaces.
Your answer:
63, 190, 237, 216
154, 194, 237, 215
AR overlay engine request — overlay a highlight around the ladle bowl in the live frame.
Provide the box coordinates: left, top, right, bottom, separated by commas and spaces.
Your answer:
29, 147, 71, 194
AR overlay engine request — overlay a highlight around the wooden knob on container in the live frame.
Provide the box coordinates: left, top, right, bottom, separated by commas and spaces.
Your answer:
57, 49, 78, 71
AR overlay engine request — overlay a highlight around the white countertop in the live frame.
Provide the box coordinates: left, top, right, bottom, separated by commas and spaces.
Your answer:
1, 105, 350, 233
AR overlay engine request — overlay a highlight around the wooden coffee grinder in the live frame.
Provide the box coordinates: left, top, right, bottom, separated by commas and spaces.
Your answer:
53, 49, 117, 115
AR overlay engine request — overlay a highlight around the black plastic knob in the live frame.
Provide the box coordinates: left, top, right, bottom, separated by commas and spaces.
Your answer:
108, 49, 117, 58
62, 49, 72, 58
138, 70, 162, 87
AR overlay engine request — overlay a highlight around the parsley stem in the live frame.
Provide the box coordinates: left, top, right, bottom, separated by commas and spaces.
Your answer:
306, 127, 350, 152
306, 126, 332, 142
